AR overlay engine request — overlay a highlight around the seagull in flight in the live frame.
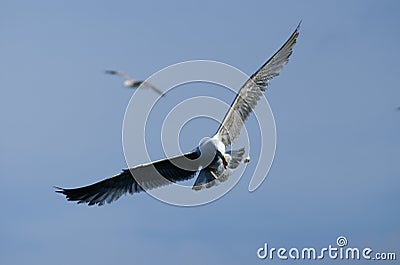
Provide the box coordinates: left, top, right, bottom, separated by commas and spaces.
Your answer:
105, 69, 164, 96
56, 24, 300, 206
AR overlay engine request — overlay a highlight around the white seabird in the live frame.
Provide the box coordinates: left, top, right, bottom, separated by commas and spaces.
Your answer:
105, 70, 164, 96
56, 24, 300, 206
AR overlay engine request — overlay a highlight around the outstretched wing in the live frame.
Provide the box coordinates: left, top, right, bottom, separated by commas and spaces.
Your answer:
216, 23, 300, 146
105, 70, 134, 81
139, 81, 165, 96
56, 151, 200, 206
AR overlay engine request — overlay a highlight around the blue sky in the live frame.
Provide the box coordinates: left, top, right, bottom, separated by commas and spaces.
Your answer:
1, 0, 399, 264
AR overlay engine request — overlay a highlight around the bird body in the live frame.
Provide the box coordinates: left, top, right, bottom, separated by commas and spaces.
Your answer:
56, 23, 300, 206
123, 79, 142, 88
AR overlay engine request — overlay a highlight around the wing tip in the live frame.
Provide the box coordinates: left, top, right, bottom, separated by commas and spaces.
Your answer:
54, 186, 66, 194
105, 70, 117, 75
296, 20, 302, 31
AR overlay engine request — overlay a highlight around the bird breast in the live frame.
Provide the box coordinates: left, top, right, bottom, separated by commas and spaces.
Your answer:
196, 137, 222, 167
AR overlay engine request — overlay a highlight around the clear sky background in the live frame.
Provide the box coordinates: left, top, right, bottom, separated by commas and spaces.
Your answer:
1, 0, 399, 264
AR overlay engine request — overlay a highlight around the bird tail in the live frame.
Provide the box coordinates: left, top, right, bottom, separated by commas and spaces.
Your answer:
192, 147, 245, 191
192, 169, 218, 190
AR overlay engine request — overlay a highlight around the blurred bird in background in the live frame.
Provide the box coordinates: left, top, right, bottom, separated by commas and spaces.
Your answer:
105, 69, 164, 96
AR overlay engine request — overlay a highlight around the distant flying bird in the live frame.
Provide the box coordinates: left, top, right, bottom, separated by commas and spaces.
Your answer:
56, 24, 300, 206
105, 70, 164, 96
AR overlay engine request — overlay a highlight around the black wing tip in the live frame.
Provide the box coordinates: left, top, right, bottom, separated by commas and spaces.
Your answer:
54, 186, 74, 200
105, 70, 117, 75
292, 21, 301, 42
287, 21, 301, 45
296, 20, 302, 30
53, 170, 136, 207
54, 186, 66, 194
54, 185, 100, 206
288, 20, 301, 37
